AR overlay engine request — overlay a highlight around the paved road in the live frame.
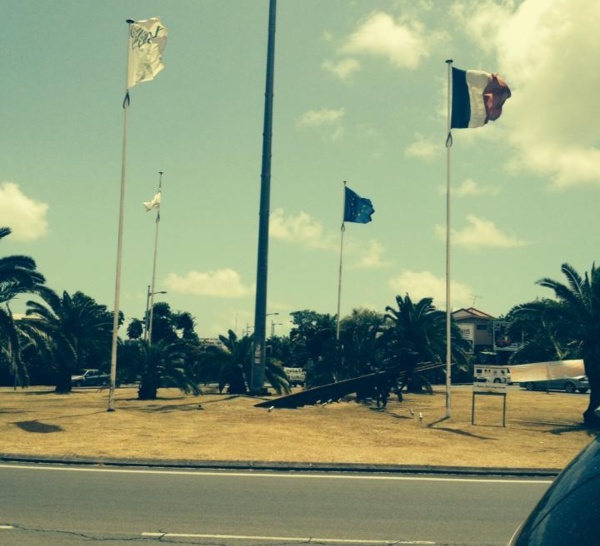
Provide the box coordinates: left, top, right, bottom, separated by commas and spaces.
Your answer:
0, 463, 551, 545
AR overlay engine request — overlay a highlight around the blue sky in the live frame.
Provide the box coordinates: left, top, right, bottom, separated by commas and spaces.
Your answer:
2, 0, 599, 339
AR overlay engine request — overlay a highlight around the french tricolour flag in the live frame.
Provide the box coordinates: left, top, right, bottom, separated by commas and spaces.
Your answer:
451, 67, 511, 129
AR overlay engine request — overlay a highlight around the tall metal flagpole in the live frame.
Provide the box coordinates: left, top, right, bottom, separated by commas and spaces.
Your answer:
108, 20, 135, 412
336, 181, 347, 341
147, 171, 163, 345
250, 0, 277, 395
445, 59, 454, 418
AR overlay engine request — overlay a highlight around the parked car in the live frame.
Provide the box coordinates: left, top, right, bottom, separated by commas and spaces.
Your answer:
508, 430, 600, 545
521, 375, 589, 394
71, 369, 110, 387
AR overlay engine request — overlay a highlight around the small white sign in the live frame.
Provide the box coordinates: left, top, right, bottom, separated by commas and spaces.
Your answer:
473, 365, 509, 393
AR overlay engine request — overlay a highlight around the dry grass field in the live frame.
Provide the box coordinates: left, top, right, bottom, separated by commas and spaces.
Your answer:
1, 385, 598, 471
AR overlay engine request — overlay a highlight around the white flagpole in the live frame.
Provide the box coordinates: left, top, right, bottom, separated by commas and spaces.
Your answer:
335, 181, 347, 342
148, 171, 163, 345
445, 59, 454, 418
108, 20, 135, 412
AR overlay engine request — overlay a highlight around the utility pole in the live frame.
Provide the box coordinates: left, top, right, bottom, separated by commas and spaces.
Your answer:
250, 0, 277, 395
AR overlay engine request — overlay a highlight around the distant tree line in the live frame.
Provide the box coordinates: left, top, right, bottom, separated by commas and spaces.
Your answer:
1, 227, 599, 426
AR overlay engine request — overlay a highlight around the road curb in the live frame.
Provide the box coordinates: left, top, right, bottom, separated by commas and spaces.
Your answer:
0, 453, 560, 477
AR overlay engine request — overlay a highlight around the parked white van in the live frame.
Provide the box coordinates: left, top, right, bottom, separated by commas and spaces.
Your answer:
474, 365, 512, 384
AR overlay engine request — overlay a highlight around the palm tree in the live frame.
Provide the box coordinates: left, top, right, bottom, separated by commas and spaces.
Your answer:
204, 330, 289, 394
218, 330, 253, 394
512, 263, 600, 426
0, 304, 28, 387
0, 228, 45, 296
506, 299, 576, 364
0, 227, 45, 386
136, 339, 201, 400
126, 318, 144, 340
289, 311, 338, 386
338, 308, 386, 380
381, 294, 470, 393
21, 289, 113, 393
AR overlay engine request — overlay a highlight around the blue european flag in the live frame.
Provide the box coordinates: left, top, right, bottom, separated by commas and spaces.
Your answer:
343, 186, 374, 224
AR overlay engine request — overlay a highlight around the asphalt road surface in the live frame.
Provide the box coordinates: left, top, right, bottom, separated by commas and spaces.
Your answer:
0, 463, 551, 545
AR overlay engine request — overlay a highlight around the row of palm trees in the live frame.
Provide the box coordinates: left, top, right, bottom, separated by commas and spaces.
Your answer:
2, 226, 600, 426
0, 224, 466, 400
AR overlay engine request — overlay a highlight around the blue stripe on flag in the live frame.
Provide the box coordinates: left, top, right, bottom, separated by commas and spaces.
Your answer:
451, 68, 470, 129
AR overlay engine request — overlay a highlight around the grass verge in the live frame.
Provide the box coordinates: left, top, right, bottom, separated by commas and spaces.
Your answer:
1, 385, 597, 470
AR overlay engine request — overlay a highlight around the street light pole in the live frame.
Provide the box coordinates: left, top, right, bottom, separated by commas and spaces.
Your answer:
271, 321, 283, 337
145, 285, 167, 344
266, 312, 279, 338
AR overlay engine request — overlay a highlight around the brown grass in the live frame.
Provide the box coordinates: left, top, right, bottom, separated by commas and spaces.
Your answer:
1, 385, 597, 471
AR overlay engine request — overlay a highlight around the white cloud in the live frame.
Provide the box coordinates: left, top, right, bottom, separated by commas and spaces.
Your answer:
270, 209, 388, 269
388, 270, 473, 309
270, 208, 336, 250
450, 1, 514, 55
297, 108, 345, 141
297, 108, 345, 128
405, 133, 439, 160
164, 269, 253, 298
348, 239, 390, 269
458, 0, 600, 188
455, 178, 500, 197
322, 58, 361, 81
340, 11, 431, 69
436, 214, 527, 251
0, 182, 48, 242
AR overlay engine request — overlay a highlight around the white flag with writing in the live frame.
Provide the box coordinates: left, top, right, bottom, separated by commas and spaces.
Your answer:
127, 18, 168, 89
143, 192, 161, 211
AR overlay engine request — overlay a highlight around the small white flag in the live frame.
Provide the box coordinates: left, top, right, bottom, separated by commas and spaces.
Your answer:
143, 192, 161, 211
127, 17, 168, 90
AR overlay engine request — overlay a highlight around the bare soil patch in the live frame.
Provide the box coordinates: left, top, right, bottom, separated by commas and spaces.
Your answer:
1, 386, 597, 470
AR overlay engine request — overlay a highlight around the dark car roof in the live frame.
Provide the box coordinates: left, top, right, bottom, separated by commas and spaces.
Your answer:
512, 434, 600, 545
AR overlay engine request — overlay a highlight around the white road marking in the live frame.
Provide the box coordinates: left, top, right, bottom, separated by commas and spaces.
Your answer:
142, 531, 435, 544
0, 464, 553, 484
0, 526, 15, 530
